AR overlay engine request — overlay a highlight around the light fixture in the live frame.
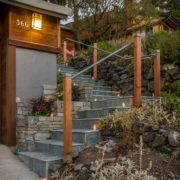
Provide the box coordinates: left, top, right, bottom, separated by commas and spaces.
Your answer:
93, 124, 97, 130
32, 13, 42, 30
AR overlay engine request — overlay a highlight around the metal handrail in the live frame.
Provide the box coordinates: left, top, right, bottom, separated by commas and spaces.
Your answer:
65, 38, 130, 60
72, 42, 133, 79
65, 38, 156, 61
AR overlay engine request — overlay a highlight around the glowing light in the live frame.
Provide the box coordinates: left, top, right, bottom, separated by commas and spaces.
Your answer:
94, 98, 97, 101
122, 102, 126, 108
93, 124, 97, 130
32, 13, 42, 30
50, 113, 54, 117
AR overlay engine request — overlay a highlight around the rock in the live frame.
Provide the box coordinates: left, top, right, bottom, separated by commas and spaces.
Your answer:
120, 74, 128, 80
133, 123, 152, 134
112, 74, 119, 82
158, 145, 173, 154
168, 131, 180, 147
74, 163, 83, 171
143, 132, 156, 143
152, 134, 167, 148
174, 73, 180, 80
151, 125, 159, 131
167, 67, 179, 76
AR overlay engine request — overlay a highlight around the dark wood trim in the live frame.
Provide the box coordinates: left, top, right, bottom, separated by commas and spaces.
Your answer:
9, 39, 60, 53
6, 44, 16, 146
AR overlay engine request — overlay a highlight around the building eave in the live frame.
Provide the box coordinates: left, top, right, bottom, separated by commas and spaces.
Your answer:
0, 0, 72, 19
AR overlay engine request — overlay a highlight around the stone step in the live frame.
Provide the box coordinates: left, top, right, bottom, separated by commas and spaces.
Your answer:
51, 129, 101, 145
19, 152, 62, 178
73, 80, 105, 87
93, 85, 112, 91
91, 95, 122, 101
92, 90, 120, 96
74, 107, 126, 118
35, 140, 84, 156
72, 118, 100, 129
91, 96, 133, 109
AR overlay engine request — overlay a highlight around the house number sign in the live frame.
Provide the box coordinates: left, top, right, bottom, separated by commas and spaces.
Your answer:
16, 18, 30, 29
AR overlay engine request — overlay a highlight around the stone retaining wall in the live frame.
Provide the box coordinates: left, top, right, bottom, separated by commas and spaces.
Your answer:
102, 122, 180, 154
16, 100, 91, 151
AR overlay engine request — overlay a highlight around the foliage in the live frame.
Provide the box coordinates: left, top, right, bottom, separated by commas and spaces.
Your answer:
91, 157, 155, 180
162, 82, 180, 117
67, 0, 157, 42
143, 31, 180, 65
56, 73, 82, 101
30, 96, 54, 116
100, 102, 180, 141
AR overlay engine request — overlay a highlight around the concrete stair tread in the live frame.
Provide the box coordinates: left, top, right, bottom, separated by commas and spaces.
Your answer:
19, 152, 62, 162
35, 139, 84, 146
53, 129, 99, 133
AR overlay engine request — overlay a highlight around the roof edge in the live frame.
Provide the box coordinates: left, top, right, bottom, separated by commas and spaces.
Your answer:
0, 0, 72, 19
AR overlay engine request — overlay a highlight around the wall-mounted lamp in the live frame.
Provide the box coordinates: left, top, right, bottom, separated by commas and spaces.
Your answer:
32, 13, 42, 30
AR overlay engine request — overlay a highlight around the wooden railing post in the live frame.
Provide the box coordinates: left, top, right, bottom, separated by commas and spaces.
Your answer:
133, 35, 142, 108
64, 41, 67, 64
154, 50, 161, 97
63, 74, 72, 161
93, 43, 97, 80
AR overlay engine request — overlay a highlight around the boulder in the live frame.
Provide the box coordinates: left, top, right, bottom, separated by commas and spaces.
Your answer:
152, 134, 167, 148
143, 132, 156, 143
133, 123, 152, 134
120, 74, 128, 80
168, 131, 180, 147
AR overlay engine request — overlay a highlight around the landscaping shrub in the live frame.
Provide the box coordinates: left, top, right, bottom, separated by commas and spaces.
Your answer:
163, 82, 180, 116
56, 73, 82, 101
143, 31, 180, 65
100, 102, 180, 145
30, 96, 54, 116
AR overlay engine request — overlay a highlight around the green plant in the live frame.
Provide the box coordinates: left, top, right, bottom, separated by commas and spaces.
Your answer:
30, 96, 54, 116
143, 31, 180, 65
91, 157, 156, 180
56, 73, 82, 101
100, 102, 180, 140
163, 93, 180, 117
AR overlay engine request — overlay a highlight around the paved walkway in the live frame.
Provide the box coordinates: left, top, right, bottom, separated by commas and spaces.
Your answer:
0, 145, 41, 180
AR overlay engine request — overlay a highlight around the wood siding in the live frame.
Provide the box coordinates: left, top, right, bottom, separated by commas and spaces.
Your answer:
61, 28, 75, 50
9, 7, 60, 52
0, 5, 61, 145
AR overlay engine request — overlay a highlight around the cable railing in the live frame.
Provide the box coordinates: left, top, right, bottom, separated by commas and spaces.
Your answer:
72, 42, 133, 79
62, 35, 161, 161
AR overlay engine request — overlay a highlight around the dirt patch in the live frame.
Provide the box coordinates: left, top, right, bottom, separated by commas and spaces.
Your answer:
51, 144, 180, 180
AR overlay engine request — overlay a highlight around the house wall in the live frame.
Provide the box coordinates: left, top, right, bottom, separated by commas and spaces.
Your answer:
16, 48, 57, 102
61, 28, 75, 50
7, 6, 61, 53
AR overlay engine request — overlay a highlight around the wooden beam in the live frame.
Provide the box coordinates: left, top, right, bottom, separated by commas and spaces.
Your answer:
63, 41, 67, 64
57, 18, 61, 49
133, 35, 142, 108
93, 43, 97, 80
5, 45, 16, 146
63, 74, 72, 160
154, 50, 161, 97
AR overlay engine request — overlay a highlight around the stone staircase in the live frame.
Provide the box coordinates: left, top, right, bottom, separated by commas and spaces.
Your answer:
18, 64, 136, 178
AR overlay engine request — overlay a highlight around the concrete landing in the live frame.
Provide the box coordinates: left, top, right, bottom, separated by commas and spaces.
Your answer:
0, 144, 41, 180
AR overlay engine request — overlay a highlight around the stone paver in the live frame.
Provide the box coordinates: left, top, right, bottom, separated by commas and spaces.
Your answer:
0, 145, 41, 180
